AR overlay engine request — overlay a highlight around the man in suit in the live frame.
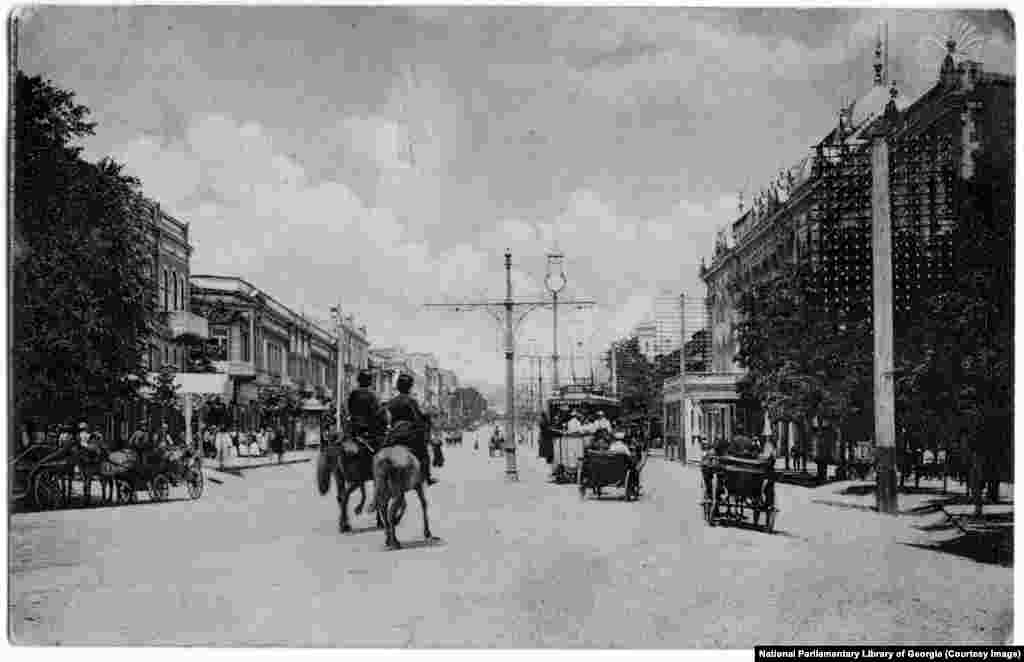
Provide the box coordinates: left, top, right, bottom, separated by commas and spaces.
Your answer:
347, 369, 387, 449
385, 373, 437, 485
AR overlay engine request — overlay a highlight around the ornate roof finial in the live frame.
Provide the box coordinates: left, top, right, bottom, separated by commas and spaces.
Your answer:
873, 24, 885, 86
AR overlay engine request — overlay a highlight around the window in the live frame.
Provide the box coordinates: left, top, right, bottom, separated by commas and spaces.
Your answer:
210, 326, 231, 362
240, 327, 250, 362
163, 269, 170, 311
172, 275, 179, 311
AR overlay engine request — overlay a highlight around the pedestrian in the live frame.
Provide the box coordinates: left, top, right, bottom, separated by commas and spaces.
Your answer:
216, 426, 232, 468
270, 426, 285, 463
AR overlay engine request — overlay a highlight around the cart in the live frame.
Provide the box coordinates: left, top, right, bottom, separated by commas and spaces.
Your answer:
552, 433, 588, 483
106, 447, 204, 504
701, 454, 777, 533
11, 444, 76, 510
578, 447, 645, 501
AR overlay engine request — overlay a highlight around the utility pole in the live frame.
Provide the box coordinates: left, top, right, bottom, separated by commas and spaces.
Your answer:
544, 249, 593, 393
330, 304, 344, 434
610, 341, 618, 397
870, 92, 900, 514
426, 250, 594, 481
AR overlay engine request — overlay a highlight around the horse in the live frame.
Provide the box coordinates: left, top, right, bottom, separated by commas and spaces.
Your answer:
317, 431, 382, 533
372, 442, 435, 550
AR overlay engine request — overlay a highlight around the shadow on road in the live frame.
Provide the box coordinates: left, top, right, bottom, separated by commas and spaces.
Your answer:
13, 495, 195, 514
381, 537, 446, 552
340, 524, 383, 535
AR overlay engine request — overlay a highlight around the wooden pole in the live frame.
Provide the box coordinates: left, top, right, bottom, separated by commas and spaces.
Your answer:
504, 251, 518, 480
871, 127, 898, 514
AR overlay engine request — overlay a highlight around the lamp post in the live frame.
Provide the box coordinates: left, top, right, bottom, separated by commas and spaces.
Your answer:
545, 248, 567, 393
330, 304, 344, 435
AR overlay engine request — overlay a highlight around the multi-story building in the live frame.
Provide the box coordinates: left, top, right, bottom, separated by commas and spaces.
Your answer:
190, 275, 338, 444
632, 319, 658, 362
653, 292, 682, 358
144, 200, 207, 372
663, 32, 1013, 463
368, 346, 415, 402
438, 369, 458, 425
333, 313, 370, 401
407, 353, 440, 415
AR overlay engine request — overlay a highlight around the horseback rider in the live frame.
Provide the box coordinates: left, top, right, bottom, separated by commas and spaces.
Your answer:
385, 373, 437, 486
347, 369, 387, 450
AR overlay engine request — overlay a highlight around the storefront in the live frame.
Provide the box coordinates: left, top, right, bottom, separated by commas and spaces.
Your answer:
298, 397, 328, 448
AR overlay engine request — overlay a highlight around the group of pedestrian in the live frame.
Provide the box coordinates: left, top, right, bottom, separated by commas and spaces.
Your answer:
201, 426, 286, 466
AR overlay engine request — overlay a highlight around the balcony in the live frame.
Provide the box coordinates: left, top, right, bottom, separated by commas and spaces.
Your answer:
212, 360, 257, 378
167, 311, 209, 340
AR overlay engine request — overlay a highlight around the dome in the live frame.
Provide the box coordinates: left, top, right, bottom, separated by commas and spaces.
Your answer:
849, 84, 910, 129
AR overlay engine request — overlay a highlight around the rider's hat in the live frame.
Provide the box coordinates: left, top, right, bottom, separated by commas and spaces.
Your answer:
396, 373, 414, 392
357, 369, 373, 387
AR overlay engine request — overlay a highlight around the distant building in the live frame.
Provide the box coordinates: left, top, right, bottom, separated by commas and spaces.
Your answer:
632, 319, 658, 362
653, 293, 682, 358
190, 275, 338, 444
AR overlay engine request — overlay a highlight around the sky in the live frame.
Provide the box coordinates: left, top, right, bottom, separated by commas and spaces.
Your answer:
17, 5, 1015, 393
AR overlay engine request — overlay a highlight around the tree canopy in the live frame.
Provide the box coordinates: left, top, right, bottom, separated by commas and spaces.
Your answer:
14, 73, 155, 424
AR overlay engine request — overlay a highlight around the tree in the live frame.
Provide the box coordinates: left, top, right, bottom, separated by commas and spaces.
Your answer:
257, 386, 303, 438
735, 261, 873, 474
150, 364, 181, 428
609, 337, 655, 423
13, 73, 155, 426
902, 140, 1013, 513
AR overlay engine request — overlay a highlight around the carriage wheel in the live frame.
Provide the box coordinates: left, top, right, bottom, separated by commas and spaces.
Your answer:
33, 469, 66, 510
149, 474, 170, 502
115, 478, 134, 504
186, 463, 204, 500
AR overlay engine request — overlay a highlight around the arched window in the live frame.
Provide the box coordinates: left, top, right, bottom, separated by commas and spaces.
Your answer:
172, 274, 179, 311
163, 269, 169, 311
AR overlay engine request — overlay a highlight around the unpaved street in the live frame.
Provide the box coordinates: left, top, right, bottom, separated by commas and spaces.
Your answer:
9, 443, 1013, 647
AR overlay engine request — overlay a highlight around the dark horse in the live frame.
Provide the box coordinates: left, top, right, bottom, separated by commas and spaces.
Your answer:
373, 436, 435, 550
317, 431, 383, 533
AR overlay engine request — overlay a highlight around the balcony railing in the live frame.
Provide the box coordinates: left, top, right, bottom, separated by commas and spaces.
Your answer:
212, 360, 257, 378
167, 311, 209, 340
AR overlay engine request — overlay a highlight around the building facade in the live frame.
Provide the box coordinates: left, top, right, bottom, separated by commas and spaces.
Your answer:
336, 313, 370, 401
632, 319, 658, 362
653, 292, 683, 358
144, 200, 207, 372
663, 33, 1013, 463
190, 275, 338, 443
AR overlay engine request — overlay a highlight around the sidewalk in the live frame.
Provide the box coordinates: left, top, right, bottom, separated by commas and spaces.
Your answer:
206, 449, 316, 473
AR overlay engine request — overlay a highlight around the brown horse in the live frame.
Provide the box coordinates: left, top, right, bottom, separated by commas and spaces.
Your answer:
317, 432, 382, 533
373, 442, 435, 550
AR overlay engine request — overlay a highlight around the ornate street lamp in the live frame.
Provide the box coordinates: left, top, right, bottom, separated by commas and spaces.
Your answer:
545, 247, 567, 391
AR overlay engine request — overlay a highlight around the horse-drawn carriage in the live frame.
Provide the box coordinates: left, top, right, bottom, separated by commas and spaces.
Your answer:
701, 445, 778, 533
578, 444, 646, 501
103, 446, 205, 504
546, 386, 621, 484
11, 443, 77, 509
10, 442, 204, 509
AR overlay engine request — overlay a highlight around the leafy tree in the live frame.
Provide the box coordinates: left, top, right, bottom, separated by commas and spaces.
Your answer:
735, 261, 873, 473
257, 386, 302, 435
902, 140, 1012, 512
150, 364, 181, 427
13, 73, 155, 426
